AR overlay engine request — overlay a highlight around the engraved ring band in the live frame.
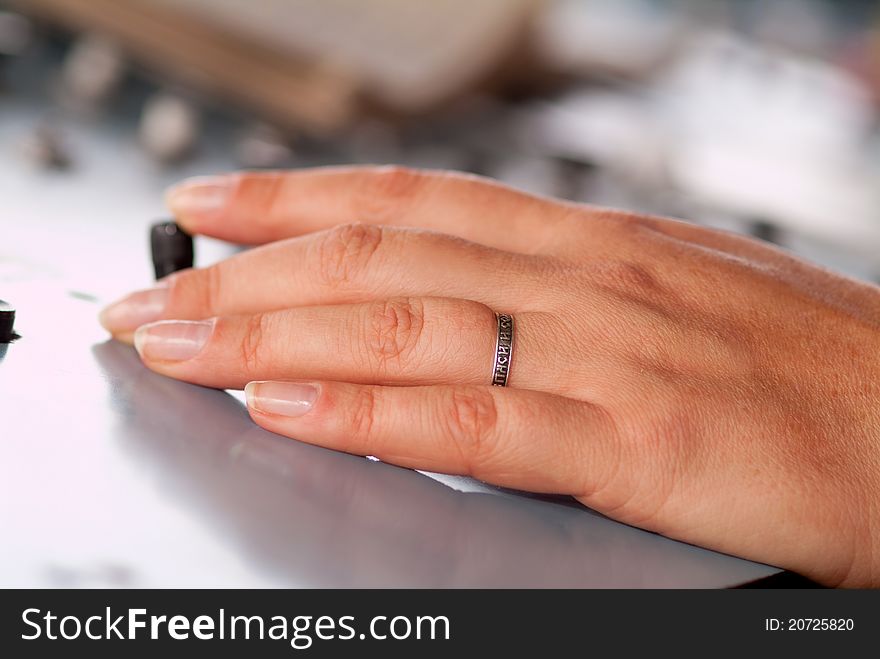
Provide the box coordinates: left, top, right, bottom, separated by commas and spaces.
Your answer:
491, 313, 515, 387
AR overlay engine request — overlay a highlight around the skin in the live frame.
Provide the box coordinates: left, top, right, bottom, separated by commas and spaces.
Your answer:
99, 166, 880, 587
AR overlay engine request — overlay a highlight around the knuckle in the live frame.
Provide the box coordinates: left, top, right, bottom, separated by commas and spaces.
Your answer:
239, 313, 271, 374
240, 173, 283, 227
597, 396, 697, 523
201, 265, 225, 315
443, 387, 500, 470
354, 166, 425, 223
363, 298, 426, 373
367, 165, 425, 200
317, 223, 384, 288
590, 211, 667, 250
630, 395, 696, 463
602, 260, 659, 291
167, 264, 224, 317
348, 387, 378, 441
194, 264, 224, 317
606, 211, 661, 237
588, 259, 662, 299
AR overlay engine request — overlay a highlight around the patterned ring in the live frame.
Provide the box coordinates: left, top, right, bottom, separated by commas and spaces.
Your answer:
491, 313, 515, 387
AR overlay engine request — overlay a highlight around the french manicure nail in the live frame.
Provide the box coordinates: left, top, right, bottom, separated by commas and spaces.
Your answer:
245, 381, 318, 418
166, 176, 232, 217
134, 319, 214, 361
99, 286, 169, 333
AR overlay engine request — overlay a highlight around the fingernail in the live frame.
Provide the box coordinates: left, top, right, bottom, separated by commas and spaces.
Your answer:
134, 319, 214, 361
165, 176, 232, 218
245, 381, 319, 418
99, 286, 168, 333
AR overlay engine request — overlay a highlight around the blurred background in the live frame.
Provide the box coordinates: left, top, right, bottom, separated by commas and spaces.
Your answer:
2, 0, 880, 288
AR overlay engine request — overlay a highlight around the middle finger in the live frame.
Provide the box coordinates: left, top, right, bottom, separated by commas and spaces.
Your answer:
100, 224, 549, 338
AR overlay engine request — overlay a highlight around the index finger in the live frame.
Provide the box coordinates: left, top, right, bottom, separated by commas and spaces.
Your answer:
166, 165, 574, 254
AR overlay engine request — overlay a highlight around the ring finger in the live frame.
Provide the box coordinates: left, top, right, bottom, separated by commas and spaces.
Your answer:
133, 297, 557, 392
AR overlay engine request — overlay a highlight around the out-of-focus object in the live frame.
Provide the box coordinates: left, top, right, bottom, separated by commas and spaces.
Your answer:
58, 33, 125, 109
139, 92, 200, 163
0, 10, 31, 56
491, 155, 566, 199
517, 89, 663, 182
11, 0, 541, 133
839, 20, 880, 107
150, 221, 194, 280
152, 0, 541, 113
534, 0, 684, 79
749, 0, 837, 57
662, 33, 880, 253
0, 300, 16, 343
10, 0, 357, 133
235, 123, 293, 169
19, 122, 72, 170
0, 9, 30, 91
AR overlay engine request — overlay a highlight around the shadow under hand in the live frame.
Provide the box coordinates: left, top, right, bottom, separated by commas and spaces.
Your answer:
92, 340, 757, 587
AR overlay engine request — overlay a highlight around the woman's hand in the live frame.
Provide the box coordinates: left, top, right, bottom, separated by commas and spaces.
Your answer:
99, 166, 880, 587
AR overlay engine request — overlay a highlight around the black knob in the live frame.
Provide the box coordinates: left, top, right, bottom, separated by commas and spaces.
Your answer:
0, 299, 16, 343
150, 221, 194, 280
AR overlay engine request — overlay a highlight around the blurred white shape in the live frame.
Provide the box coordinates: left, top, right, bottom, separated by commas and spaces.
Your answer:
518, 90, 664, 182
60, 34, 126, 107
491, 156, 564, 198
139, 92, 200, 163
664, 33, 874, 156
660, 32, 880, 251
514, 29, 880, 256
235, 123, 292, 169
535, 0, 684, 77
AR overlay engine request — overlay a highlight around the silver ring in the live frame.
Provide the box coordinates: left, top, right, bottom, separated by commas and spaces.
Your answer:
491, 313, 515, 387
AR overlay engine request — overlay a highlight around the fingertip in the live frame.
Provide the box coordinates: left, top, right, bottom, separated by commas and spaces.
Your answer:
164, 173, 229, 200
111, 330, 135, 346
131, 319, 215, 363
165, 174, 235, 230
96, 305, 135, 343
98, 287, 169, 334
244, 381, 259, 409
97, 305, 113, 333
132, 325, 148, 357
244, 380, 320, 419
